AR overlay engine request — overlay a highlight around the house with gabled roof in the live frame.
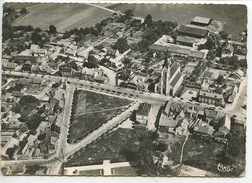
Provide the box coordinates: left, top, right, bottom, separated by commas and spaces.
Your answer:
216, 115, 231, 137
191, 16, 212, 26
221, 44, 234, 58
135, 103, 151, 125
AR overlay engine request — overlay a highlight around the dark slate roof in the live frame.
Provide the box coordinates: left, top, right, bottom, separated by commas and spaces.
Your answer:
170, 71, 183, 87
149, 44, 169, 52
134, 71, 149, 78
189, 50, 206, 59
176, 36, 196, 44
170, 62, 180, 78
137, 103, 151, 116
178, 25, 209, 37
168, 46, 191, 55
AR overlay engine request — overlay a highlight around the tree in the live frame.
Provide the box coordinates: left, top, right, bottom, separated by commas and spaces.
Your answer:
38, 133, 46, 141
83, 54, 99, 68
155, 142, 167, 152
49, 25, 57, 34
113, 37, 129, 53
31, 32, 42, 44
83, 27, 90, 35
222, 83, 227, 89
144, 14, 153, 27
27, 113, 44, 130
124, 9, 134, 19
239, 59, 247, 68
6, 147, 15, 159
20, 7, 27, 14
123, 57, 131, 65
25, 25, 34, 32
219, 31, 229, 40
215, 87, 223, 94
216, 74, 225, 85
134, 133, 157, 176
34, 28, 41, 33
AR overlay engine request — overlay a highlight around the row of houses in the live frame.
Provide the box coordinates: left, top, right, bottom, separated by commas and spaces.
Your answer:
60, 66, 108, 83
158, 100, 230, 138
149, 40, 208, 59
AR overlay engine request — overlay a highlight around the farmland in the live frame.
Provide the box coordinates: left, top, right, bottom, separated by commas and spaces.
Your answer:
68, 90, 132, 143
12, 3, 114, 32
10, 3, 247, 34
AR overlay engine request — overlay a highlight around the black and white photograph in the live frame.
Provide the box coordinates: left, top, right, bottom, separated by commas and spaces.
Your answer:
0, 1, 249, 178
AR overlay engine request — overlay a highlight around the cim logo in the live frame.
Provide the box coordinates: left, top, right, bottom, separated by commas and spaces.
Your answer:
217, 163, 236, 172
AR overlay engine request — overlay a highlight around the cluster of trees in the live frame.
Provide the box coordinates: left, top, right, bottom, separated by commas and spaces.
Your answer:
135, 18, 178, 52
20, 7, 27, 14
216, 74, 225, 85
63, 17, 112, 42
117, 9, 134, 23
11, 95, 44, 130
83, 53, 99, 68
219, 56, 247, 70
117, 67, 132, 81
113, 37, 130, 53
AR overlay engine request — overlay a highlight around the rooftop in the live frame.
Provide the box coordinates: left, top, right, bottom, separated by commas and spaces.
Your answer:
170, 71, 183, 88
159, 113, 178, 127
176, 36, 196, 44
168, 46, 191, 55
137, 103, 151, 116
199, 90, 222, 99
189, 50, 207, 59
178, 25, 209, 37
192, 16, 211, 25
170, 62, 180, 78
204, 108, 218, 118
194, 124, 214, 135
149, 44, 168, 52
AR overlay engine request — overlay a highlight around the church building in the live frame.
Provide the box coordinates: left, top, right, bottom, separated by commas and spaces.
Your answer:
155, 54, 184, 96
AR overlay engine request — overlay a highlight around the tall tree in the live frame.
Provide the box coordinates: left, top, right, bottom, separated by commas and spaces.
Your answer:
144, 14, 153, 27
113, 37, 129, 53
124, 9, 134, 19
49, 25, 57, 34
31, 32, 42, 44
20, 7, 27, 14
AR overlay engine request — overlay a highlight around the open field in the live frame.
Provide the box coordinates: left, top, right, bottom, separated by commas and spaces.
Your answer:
12, 3, 114, 32
4, 2, 41, 10
112, 4, 247, 34
11, 3, 246, 34
68, 90, 132, 143
66, 128, 144, 167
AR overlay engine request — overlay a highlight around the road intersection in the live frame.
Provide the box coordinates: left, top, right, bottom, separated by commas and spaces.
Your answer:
1, 70, 246, 174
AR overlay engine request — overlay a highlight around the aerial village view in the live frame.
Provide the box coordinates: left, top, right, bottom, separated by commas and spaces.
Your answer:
1, 3, 247, 177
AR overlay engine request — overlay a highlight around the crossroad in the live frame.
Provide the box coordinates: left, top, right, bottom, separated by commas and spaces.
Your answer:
2, 70, 246, 175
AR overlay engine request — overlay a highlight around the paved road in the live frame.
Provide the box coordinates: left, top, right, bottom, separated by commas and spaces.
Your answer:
225, 77, 247, 121
64, 101, 140, 156
2, 70, 233, 175
50, 101, 140, 175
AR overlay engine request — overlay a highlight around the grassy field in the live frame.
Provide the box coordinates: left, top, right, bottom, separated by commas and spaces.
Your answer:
10, 3, 246, 34
68, 90, 132, 143
4, 2, 41, 10
66, 128, 144, 167
182, 134, 225, 175
11, 3, 113, 32
111, 4, 247, 34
